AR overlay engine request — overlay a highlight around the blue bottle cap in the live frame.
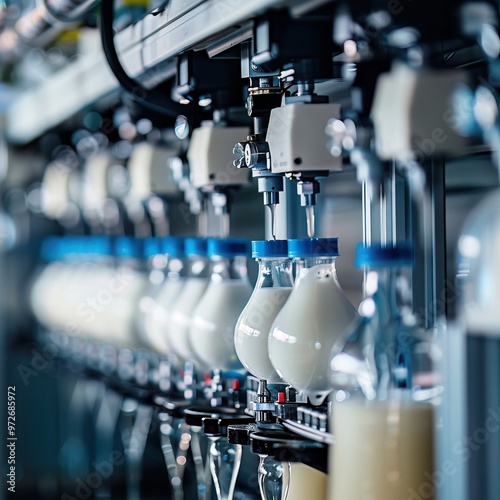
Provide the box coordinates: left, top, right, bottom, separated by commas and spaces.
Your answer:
144, 237, 161, 257
354, 242, 415, 268
113, 236, 144, 259
161, 236, 185, 257
41, 236, 112, 261
208, 238, 251, 257
41, 236, 63, 261
84, 235, 112, 256
288, 238, 339, 258
185, 237, 208, 256
252, 240, 288, 258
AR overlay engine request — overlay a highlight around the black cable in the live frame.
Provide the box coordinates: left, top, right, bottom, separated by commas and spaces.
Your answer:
100, 0, 187, 118
41, 0, 94, 23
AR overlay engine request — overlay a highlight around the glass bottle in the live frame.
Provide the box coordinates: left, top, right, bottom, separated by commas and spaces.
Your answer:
328, 243, 435, 500
189, 238, 252, 371
234, 240, 294, 500
137, 236, 161, 350
457, 190, 500, 333
329, 243, 417, 398
235, 239, 293, 382
168, 237, 210, 361
31, 235, 75, 333
258, 455, 289, 500
269, 238, 358, 405
77, 236, 116, 365
108, 236, 149, 349
145, 236, 186, 356
446, 191, 500, 500
138, 236, 176, 354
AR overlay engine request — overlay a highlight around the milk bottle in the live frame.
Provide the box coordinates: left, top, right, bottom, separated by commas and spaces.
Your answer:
234, 239, 292, 382
452, 191, 500, 500
31, 236, 70, 330
136, 236, 162, 348
168, 237, 210, 361
106, 236, 149, 348
139, 236, 185, 354
31, 235, 113, 336
328, 243, 435, 500
189, 238, 252, 371
330, 397, 434, 500
269, 238, 358, 405
287, 463, 328, 500
72, 236, 114, 342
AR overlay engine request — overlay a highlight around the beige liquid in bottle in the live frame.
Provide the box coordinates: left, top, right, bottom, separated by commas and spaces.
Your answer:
328, 399, 435, 500
190, 280, 252, 370
98, 266, 149, 348
235, 287, 291, 381
145, 278, 184, 353
287, 463, 328, 500
139, 295, 169, 353
269, 264, 358, 405
169, 277, 209, 360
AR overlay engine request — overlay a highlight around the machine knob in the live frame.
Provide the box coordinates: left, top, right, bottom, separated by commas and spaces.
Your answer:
233, 140, 270, 170
233, 142, 249, 168
245, 141, 270, 169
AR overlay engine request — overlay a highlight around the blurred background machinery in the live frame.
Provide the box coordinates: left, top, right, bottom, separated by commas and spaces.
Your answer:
1, 1, 500, 499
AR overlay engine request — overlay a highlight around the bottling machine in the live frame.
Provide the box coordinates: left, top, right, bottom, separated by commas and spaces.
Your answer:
1, 1, 500, 500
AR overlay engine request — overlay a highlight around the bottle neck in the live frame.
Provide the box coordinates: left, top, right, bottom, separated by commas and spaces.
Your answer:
366, 267, 413, 322
116, 257, 143, 271
255, 258, 294, 288
365, 266, 413, 399
165, 256, 185, 280
148, 253, 168, 271
185, 255, 210, 279
210, 255, 248, 281
295, 256, 338, 279
148, 254, 185, 280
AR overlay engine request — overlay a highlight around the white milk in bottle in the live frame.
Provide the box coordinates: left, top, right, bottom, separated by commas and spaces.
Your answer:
235, 239, 292, 382
168, 237, 210, 361
140, 236, 185, 354
136, 236, 164, 351
190, 238, 252, 371
104, 236, 149, 348
31, 236, 77, 330
269, 238, 358, 405
329, 398, 434, 500
288, 463, 328, 500
328, 243, 435, 500
31, 236, 113, 337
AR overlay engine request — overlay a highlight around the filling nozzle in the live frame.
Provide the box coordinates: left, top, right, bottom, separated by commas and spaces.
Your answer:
296, 178, 320, 207
305, 206, 316, 239
296, 178, 321, 238
233, 135, 285, 240
266, 204, 277, 240
258, 175, 283, 240
257, 172, 284, 207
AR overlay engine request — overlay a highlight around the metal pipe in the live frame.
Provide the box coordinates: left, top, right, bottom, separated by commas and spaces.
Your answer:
44, 0, 98, 23
379, 182, 387, 247
0, 0, 97, 56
